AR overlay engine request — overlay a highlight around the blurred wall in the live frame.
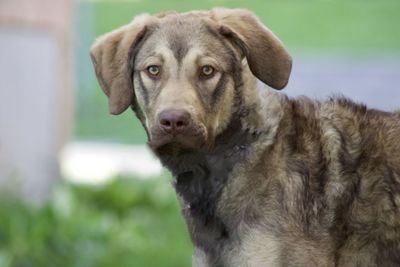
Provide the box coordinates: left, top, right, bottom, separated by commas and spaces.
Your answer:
0, 0, 73, 203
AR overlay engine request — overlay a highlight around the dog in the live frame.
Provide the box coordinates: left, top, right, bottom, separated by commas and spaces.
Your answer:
90, 8, 400, 267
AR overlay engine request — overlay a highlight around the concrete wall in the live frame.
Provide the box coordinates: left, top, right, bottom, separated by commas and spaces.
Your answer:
0, 0, 73, 203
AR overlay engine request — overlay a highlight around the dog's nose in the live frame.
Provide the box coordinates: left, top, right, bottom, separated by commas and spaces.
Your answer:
158, 110, 190, 134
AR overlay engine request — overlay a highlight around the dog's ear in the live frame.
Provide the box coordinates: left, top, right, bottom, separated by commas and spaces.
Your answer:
90, 14, 151, 115
211, 8, 292, 89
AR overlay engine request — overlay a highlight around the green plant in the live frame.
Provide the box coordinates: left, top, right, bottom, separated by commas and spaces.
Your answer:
0, 176, 191, 267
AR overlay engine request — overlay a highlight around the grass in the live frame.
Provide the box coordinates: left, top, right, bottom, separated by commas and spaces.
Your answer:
94, 0, 400, 53
0, 177, 192, 267
75, 92, 147, 144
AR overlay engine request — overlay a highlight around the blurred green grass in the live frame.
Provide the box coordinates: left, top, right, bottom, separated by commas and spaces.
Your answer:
76, 0, 400, 144
94, 0, 400, 52
0, 177, 192, 267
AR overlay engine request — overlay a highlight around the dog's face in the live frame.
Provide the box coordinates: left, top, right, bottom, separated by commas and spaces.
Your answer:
90, 9, 292, 152
132, 14, 243, 150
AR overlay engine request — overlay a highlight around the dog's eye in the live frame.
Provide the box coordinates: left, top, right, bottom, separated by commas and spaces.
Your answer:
201, 65, 215, 77
147, 65, 160, 76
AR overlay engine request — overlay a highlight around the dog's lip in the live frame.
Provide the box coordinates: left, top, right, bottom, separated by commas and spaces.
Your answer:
148, 134, 205, 151
148, 124, 208, 151
148, 134, 174, 150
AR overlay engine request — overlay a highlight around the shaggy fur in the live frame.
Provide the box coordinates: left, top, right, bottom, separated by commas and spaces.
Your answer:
91, 8, 400, 267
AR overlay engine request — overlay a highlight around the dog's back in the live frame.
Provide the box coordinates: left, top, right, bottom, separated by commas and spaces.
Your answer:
318, 98, 400, 266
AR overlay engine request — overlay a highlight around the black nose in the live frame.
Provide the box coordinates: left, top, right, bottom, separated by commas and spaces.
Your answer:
158, 110, 190, 134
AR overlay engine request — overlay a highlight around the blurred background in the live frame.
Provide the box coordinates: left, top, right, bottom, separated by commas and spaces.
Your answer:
0, 0, 399, 266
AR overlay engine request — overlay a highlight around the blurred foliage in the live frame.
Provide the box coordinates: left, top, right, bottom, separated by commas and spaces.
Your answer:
93, 0, 400, 53
0, 177, 192, 267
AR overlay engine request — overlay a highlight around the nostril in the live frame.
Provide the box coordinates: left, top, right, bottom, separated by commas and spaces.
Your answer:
176, 120, 185, 128
160, 119, 172, 127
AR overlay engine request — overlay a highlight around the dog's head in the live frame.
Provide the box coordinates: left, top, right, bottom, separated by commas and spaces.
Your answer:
90, 8, 292, 152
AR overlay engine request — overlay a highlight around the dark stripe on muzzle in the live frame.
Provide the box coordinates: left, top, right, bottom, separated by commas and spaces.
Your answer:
137, 73, 149, 105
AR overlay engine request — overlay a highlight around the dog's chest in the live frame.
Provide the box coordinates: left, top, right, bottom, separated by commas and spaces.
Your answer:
167, 147, 251, 259
173, 151, 282, 266
158, 124, 261, 264
191, 223, 282, 267
173, 150, 243, 256
223, 227, 281, 267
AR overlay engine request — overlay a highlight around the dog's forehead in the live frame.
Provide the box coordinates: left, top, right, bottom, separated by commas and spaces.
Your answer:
137, 14, 221, 60
160, 15, 216, 45
157, 11, 210, 30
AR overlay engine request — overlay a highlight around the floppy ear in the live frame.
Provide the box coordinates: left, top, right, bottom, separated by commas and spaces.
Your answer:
90, 14, 151, 115
211, 8, 292, 89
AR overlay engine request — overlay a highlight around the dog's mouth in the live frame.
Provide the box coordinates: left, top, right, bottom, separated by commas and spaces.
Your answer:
148, 125, 208, 154
149, 135, 202, 151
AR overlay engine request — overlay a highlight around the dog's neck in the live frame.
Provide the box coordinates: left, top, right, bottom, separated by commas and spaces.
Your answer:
154, 112, 258, 253
158, 112, 258, 202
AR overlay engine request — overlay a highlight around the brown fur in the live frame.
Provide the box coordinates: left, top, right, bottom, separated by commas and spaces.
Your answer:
91, 8, 400, 267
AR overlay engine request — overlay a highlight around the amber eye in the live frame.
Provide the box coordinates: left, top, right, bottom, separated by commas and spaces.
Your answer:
201, 65, 215, 77
147, 65, 160, 76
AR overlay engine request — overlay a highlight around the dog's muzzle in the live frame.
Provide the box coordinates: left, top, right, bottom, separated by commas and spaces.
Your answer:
148, 109, 207, 151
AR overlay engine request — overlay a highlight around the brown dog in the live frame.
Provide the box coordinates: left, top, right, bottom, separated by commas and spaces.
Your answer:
90, 8, 400, 267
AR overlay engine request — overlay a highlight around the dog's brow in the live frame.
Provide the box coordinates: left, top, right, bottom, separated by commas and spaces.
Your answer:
139, 55, 162, 66
168, 34, 190, 65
